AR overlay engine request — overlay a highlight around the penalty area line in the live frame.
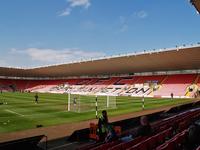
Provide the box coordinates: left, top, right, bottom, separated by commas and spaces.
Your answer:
5, 109, 25, 117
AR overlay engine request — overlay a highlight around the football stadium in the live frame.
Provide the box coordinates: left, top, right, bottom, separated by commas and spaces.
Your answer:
0, 1, 200, 150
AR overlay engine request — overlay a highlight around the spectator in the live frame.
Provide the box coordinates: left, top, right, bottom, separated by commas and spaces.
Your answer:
121, 115, 152, 142
97, 110, 109, 141
136, 115, 152, 137
184, 124, 200, 150
105, 125, 118, 143
34, 93, 39, 103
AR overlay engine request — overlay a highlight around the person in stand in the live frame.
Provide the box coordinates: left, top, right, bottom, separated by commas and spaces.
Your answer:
135, 115, 152, 137
120, 115, 152, 142
184, 123, 200, 150
97, 110, 109, 142
105, 124, 118, 143
34, 93, 39, 104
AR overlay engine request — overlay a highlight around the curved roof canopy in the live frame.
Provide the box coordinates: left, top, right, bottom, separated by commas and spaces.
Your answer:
0, 45, 200, 78
191, 0, 200, 14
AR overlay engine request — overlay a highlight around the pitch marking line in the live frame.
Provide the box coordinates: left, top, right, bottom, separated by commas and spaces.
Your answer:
5, 109, 25, 117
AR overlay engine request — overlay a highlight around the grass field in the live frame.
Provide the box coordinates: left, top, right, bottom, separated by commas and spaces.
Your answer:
0, 92, 195, 133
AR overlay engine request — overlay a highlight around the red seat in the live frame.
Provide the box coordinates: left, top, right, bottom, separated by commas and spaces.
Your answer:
91, 141, 120, 150
156, 143, 168, 150
109, 143, 123, 150
157, 132, 165, 144
164, 128, 173, 139
89, 123, 99, 141
145, 137, 157, 149
114, 126, 122, 136
122, 136, 147, 150
156, 140, 176, 150
128, 142, 147, 150
175, 130, 187, 144
178, 121, 187, 132
196, 145, 200, 150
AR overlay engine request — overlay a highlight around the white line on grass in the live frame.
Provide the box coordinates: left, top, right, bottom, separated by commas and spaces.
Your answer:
0, 110, 69, 119
5, 109, 25, 117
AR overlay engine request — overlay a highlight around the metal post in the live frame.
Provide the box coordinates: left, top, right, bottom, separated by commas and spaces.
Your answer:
142, 84, 145, 110
78, 94, 80, 113
107, 95, 109, 108
95, 95, 98, 119
142, 95, 145, 110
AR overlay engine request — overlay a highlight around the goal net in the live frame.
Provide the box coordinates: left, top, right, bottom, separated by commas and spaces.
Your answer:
67, 93, 117, 113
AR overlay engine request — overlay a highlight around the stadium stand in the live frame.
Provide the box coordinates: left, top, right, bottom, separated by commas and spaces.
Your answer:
153, 74, 197, 98
190, 0, 200, 14
94, 77, 120, 85
197, 75, 200, 85
0, 74, 198, 97
134, 75, 165, 84
77, 106, 200, 150
0, 79, 14, 92
0, 45, 200, 149
115, 76, 138, 85
0, 45, 199, 97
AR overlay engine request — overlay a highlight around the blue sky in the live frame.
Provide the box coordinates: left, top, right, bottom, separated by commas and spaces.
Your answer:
0, 0, 199, 67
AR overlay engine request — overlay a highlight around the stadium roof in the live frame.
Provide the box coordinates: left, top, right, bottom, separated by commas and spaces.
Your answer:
190, 0, 200, 14
0, 45, 200, 78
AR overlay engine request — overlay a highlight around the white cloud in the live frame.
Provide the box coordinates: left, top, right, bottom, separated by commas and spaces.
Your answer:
120, 24, 128, 32
58, 0, 91, 17
58, 8, 72, 16
134, 10, 148, 19
68, 0, 91, 8
118, 16, 129, 33
10, 48, 105, 64
82, 20, 95, 30
117, 10, 148, 33
119, 16, 127, 24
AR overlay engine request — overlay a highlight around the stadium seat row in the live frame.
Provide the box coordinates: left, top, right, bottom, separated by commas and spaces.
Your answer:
80, 108, 200, 150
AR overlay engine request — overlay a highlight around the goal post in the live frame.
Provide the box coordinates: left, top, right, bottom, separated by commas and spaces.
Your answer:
68, 93, 70, 111
67, 93, 117, 113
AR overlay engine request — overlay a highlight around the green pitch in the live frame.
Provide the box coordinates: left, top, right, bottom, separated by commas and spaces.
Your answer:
0, 92, 194, 133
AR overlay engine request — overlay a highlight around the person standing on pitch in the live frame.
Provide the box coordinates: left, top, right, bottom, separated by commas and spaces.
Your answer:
73, 97, 77, 106
35, 93, 39, 104
171, 92, 174, 100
